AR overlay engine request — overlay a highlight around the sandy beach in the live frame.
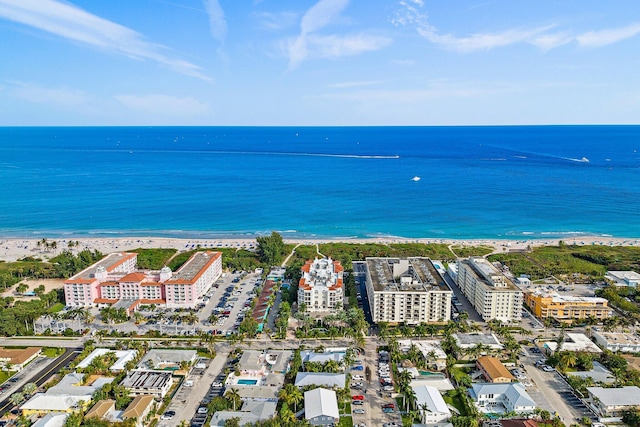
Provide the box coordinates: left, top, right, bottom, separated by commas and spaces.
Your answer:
1, 235, 639, 263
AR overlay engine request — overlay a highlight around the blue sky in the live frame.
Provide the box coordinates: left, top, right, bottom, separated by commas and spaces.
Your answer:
1, 0, 639, 126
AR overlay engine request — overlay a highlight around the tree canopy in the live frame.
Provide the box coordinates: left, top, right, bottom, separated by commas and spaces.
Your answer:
256, 232, 286, 266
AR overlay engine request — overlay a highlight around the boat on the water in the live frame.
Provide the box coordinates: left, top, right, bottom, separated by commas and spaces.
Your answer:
411, 176, 421, 182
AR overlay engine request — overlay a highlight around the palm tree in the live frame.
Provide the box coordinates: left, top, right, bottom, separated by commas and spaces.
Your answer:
22, 383, 37, 396
405, 385, 417, 411
225, 388, 242, 411
288, 385, 303, 412
9, 392, 24, 406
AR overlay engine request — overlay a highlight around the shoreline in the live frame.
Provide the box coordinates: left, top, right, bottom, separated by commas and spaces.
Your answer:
1, 235, 639, 263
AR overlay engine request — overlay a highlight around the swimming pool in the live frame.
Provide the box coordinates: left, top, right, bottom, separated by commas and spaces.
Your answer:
418, 371, 445, 378
237, 379, 258, 385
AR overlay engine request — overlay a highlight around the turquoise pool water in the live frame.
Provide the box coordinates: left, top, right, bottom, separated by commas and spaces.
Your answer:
418, 371, 445, 377
238, 379, 258, 385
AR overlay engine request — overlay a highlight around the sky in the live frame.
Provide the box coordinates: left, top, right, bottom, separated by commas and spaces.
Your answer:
0, 0, 639, 126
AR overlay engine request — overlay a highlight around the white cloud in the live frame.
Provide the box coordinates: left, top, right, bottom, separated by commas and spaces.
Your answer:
287, 0, 390, 67
529, 32, 573, 51
0, 0, 210, 80
577, 22, 640, 48
308, 34, 391, 59
300, 0, 349, 36
393, 0, 555, 52
7, 81, 90, 107
115, 94, 209, 115
203, 0, 227, 43
254, 11, 298, 31
419, 25, 555, 52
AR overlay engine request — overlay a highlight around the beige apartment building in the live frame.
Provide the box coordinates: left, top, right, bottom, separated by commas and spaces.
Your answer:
456, 257, 523, 322
360, 257, 452, 325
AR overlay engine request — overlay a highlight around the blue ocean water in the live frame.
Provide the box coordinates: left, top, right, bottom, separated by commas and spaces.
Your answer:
0, 126, 639, 240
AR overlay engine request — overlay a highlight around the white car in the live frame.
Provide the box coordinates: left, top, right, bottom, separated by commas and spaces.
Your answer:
352, 375, 364, 380
542, 365, 555, 372
522, 382, 533, 387
353, 408, 365, 414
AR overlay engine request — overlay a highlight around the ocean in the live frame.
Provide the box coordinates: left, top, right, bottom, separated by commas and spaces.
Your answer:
0, 126, 639, 240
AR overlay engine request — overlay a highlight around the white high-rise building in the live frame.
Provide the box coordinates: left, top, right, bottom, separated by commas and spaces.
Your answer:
456, 257, 523, 322
361, 257, 452, 325
297, 258, 344, 313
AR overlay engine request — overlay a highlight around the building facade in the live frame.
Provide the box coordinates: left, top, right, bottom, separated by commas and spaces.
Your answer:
524, 288, 609, 323
592, 331, 640, 353
586, 386, 640, 419
297, 258, 344, 313
64, 251, 222, 309
469, 383, 536, 414
456, 257, 523, 322
360, 257, 452, 325
476, 356, 514, 383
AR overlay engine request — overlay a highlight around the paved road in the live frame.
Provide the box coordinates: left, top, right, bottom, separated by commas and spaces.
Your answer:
158, 350, 230, 427
352, 336, 402, 427
520, 348, 587, 423
442, 271, 483, 323
0, 348, 81, 416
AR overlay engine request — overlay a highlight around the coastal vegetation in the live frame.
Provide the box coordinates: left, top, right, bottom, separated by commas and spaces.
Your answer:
489, 242, 640, 281
130, 248, 177, 269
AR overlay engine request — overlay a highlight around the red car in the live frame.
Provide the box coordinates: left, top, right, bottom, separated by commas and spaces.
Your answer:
382, 403, 395, 409
352, 395, 364, 401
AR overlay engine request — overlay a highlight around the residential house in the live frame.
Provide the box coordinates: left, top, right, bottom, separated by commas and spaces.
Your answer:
304, 388, 339, 426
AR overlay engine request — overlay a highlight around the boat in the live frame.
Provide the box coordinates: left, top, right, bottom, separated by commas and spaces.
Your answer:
411, 176, 421, 182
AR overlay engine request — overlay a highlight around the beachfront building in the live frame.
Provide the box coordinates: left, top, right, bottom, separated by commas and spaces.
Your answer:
121, 370, 173, 399
359, 257, 452, 325
304, 388, 340, 426
413, 385, 451, 424
456, 257, 523, 322
524, 287, 610, 324
452, 333, 504, 360
605, 271, 640, 288
586, 386, 640, 420
63, 251, 222, 309
0, 347, 41, 371
542, 333, 602, 354
21, 373, 115, 416
297, 258, 344, 314
77, 348, 137, 372
210, 401, 277, 426
476, 356, 514, 383
468, 383, 537, 414
397, 340, 447, 371
592, 330, 640, 353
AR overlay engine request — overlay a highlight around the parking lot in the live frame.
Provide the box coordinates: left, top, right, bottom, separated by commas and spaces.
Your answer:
520, 347, 596, 422
35, 271, 262, 337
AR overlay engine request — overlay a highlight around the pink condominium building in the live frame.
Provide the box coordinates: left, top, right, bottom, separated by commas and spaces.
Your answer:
64, 251, 222, 309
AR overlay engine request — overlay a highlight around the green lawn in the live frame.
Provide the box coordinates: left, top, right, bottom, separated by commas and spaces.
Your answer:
337, 401, 354, 427
48, 302, 65, 313
41, 347, 64, 358
0, 371, 9, 384
444, 393, 468, 416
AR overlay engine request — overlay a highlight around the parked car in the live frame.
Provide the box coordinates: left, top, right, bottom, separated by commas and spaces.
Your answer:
352, 400, 364, 405
352, 375, 364, 380
353, 408, 365, 414
161, 411, 175, 420
352, 365, 364, 371
352, 395, 364, 401
382, 407, 394, 413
